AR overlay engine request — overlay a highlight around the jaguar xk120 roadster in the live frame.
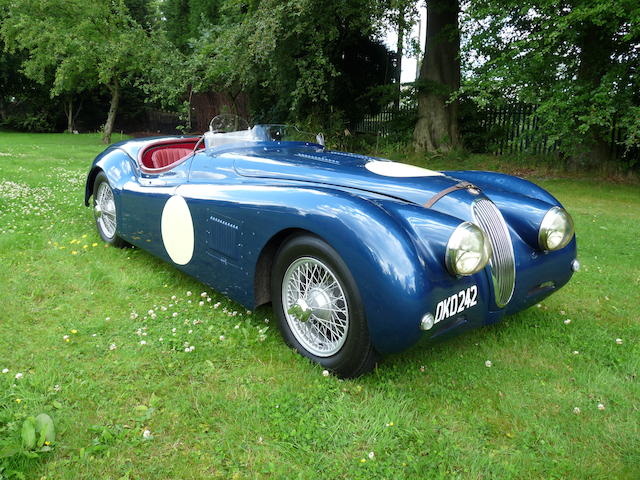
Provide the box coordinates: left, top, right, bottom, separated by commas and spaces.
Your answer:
85, 116, 578, 377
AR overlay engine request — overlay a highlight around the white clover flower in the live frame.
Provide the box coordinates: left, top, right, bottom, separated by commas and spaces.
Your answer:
485, 360, 492, 367
171, 295, 177, 300
188, 329, 193, 334
15, 373, 23, 380
172, 327, 177, 333
564, 319, 571, 325
186, 291, 192, 296
219, 335, 225, 341
322, 370, 330, 377
573, 407, 581, 414
189, 346, 195, 352
172, 312, 178, 317
207, 297, 212, 302
234, 324, 240, 330
246, 310, 252, 315
148, 309, 154, 315
92, 333, 97, 337
159, 338, 163, 342
130, 312, 138, 319
201, 292, 207, 298
160, 306, 167, 311
54, 384, 61, 391
105, 317, 111, 321
63, 335, 69, 340
368, 451, 375, 460
142, 429, 152, 439
572, 350, 579, 355
109, 343, 117, 351
214, 302, 221, 309
597, 403, 605, 411
188, 300, 192, 304
264, 318, 270, 324
1, 368, 8, 374
184, 347, 190, 352
615, 338, 623, 345
140, 340, 147, 345
419, 365, 425, 372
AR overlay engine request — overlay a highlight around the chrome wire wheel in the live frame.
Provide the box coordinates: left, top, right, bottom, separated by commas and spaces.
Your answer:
94, 181, 117, 239
282, 256, 349, 357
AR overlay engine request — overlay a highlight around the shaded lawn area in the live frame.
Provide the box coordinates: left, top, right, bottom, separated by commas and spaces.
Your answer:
0, 131, 638, 479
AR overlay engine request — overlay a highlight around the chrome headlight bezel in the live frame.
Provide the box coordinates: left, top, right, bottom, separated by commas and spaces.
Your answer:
445, 222, 492, 276
538, 207, 574, 251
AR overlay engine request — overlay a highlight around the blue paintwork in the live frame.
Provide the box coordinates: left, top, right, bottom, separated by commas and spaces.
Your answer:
85, 134, 577, 355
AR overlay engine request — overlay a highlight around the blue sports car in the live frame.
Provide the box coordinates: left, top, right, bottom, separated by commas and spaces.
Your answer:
85, 115, 578, 377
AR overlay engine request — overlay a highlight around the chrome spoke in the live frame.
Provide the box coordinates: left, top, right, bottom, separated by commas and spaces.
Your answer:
95, 182, 117, 238
282, 257, 349, 357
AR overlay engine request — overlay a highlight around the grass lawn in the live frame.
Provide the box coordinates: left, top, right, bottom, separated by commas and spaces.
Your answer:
0, 131, 638, 479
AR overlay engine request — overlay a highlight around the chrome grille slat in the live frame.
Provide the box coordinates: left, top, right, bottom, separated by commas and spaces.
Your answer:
472, 199, 515, 307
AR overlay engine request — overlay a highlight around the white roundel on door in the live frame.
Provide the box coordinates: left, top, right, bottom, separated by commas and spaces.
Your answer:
161, 195, 194, 265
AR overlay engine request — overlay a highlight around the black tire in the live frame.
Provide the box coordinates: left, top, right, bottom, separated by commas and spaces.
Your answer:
271, 234, 379, 378
93, 172, 127, 247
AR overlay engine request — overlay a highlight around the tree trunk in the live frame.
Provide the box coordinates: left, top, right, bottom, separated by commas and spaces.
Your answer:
65, 97, 73, 133
102, 79, 120, 144
413, 0, 460, 152
394, 5, 405, 110
573, 21, 614, 169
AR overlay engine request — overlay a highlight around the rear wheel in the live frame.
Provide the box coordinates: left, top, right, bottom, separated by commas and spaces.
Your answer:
271, 234, 378, 378
93, 172, 127, 247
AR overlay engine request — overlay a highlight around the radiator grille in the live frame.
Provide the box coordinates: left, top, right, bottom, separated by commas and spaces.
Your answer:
472, 199, 515, 307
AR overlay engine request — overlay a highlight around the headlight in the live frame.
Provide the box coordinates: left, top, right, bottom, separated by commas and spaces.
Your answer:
538, 207, 574, 251
446, 222, 492, 276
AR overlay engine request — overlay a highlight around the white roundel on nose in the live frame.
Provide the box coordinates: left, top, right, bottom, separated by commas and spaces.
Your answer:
161, 195, 194, 265
365, 160, 443, 177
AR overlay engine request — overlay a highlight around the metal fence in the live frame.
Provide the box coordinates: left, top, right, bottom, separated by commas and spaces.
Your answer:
355, 104, 633, 161
353, 105, 416, 135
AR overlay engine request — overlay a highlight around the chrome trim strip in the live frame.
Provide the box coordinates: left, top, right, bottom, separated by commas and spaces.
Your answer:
472, 199, 516, 307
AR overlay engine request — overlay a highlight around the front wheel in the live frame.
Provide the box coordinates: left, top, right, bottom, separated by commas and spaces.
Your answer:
93, 172, 127, 247
271, 234, 378, 378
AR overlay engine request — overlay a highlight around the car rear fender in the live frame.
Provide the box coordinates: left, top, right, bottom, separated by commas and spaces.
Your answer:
84, 147, 137, 206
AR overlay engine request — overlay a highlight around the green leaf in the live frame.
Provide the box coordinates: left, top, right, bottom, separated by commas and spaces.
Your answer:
34, 413, 56, 443
21, 418, 36, 450
0, 446, 20, 459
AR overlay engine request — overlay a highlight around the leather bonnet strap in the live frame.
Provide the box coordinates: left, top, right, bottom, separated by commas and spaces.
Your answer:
423, 181, 479, 209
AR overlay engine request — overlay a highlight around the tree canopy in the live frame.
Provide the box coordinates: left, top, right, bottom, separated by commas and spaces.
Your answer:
1, 0, 170, 142
0, 0, 638, 168
462, 0, 640, 165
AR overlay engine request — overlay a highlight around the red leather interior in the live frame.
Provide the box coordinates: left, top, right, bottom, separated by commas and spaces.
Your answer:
149, 147, 193, 169
139, 138, 202, 172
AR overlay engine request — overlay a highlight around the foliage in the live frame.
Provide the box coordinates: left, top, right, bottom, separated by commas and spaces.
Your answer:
461, 0, 640, 165
0, 0, 173, 141
0, 131, 639, 478
160, 0, 396, 124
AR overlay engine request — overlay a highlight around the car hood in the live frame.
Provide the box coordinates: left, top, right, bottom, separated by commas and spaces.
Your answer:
226, 144, 476, 208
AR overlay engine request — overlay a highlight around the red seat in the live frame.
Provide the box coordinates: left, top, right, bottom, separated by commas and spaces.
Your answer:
139, 138, 203, 172
149, 147, 193, 169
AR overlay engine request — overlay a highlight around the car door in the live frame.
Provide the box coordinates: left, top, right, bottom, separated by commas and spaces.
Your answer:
118, 155, 193, 258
